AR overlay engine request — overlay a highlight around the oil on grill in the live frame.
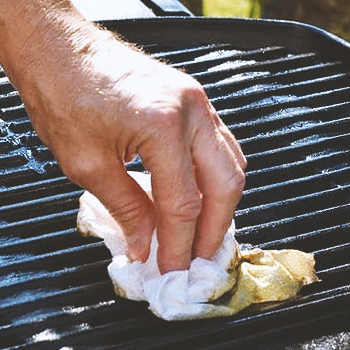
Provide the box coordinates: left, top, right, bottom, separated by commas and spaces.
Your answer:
0, 37, 350, 350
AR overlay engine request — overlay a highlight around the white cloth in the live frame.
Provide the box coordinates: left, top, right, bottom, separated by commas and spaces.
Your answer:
77, 172, 318, 321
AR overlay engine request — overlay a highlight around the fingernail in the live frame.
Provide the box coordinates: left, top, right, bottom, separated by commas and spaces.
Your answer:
158, 248, 191, 274
127, 235, 146, 261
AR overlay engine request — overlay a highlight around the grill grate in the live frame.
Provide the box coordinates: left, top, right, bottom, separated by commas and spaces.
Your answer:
1, 20, 350, 350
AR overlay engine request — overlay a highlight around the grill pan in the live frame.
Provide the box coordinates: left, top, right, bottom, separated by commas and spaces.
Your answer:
1, 17, 350, 349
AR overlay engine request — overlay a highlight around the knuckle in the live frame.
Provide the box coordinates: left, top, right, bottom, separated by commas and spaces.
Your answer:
161, 193, 203, 222
226, 168, 246, 196
185, 77, 207, 93
212, 168, 246, 204
144, 104, 181, 127
61, 157, 101, 187
240, 156, 248, 170
140, 105, 184, 143
111, 200, 148, 228
183, 81, 207, 103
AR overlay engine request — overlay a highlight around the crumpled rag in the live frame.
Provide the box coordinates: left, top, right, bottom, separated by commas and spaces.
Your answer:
77, 172, 319, 321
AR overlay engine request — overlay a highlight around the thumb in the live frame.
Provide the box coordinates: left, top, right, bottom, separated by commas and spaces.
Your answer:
86, 163, 156, 262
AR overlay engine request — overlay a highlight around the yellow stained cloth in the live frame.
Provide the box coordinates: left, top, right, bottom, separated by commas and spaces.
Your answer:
226, 249, 318, 315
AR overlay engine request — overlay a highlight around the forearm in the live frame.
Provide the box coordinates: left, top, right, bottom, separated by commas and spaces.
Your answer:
0, 0, 144, 132
0, 0, 114, 91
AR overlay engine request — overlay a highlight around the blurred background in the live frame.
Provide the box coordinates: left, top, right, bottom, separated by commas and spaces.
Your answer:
180, 0, 350, 42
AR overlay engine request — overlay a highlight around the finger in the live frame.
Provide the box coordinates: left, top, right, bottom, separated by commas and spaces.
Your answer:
141, 126, 202, 274
65, 152, 156, 262
191, 113, 245, 260
212, 108, 247, 170
95, 166, 156, 262
220, 126, 247, 170
204, 99, 247, 170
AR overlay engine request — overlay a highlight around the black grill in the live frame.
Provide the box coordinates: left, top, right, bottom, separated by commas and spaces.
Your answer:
1, 17, 350, 349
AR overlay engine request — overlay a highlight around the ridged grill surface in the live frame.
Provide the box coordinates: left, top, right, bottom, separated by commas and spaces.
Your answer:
1, 38, 350, 349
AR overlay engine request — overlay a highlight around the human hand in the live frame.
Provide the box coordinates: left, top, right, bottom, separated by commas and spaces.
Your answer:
0, 1, 246, 274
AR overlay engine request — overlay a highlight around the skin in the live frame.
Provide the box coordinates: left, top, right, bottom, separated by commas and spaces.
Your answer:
0, 0, 246, 274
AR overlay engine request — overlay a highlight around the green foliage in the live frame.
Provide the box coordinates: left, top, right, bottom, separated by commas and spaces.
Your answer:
203, 0, 261, 18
